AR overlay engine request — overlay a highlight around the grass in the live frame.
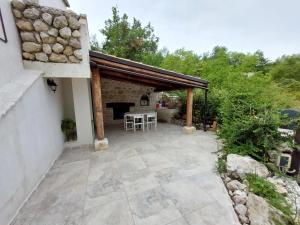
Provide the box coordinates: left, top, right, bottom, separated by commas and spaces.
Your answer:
246, 174, 293, 218
217, 157, 227, 174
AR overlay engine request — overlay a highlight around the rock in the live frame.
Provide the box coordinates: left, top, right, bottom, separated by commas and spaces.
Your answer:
63, 46, 73, 56
267, 177, 288, 195
247, 193, 289, 225
23, 0, 39, 6
57, 37, 68, 45
227, 154, 269, 178
277, 142, 293, 153
239, 215, 249, 224
72, 30, 81, 38
40, 32, 56, 44
69, 38, 81, 49
73, 49, 82, 60
35, 52, 48, 62
11, 0, 26, 11
235, 204, 247, 216
69, 55, 80, 63
53, 16, 68, 28
226, 180, 247, 192
16, 20, 33, 31
12, 9, 23, 18
59, 27, 71, 39
42, 13, 53, 25
22, 42, 41, 53
49, 53, 68, 63
22, 52, 35, 60
33, 32, 41, 43
267, 150, 279, 163
233, 194, 247, 205
42, 44, 52, 54
52, 43, 64, 53
224, 176, 232, 183
23, 7, 40, 19
48, 28, 58, 37
68, 16, 80, 29
233, 189, 247, 197
33, 20, 49, 32
20, 32, 36, 42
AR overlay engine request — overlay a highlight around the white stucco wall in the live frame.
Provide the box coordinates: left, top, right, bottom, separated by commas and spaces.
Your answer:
71, 78, 93, 145
0, 78, 65, 225
0, 0, 24, 87
39, 0, 67, 9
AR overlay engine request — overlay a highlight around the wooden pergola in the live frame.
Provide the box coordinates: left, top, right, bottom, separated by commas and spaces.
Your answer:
89, 51, 209, 144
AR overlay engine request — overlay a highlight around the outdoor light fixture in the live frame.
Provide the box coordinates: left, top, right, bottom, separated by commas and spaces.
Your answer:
47, 79, 58, 93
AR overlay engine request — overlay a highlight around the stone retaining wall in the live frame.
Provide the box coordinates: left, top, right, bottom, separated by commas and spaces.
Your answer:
11, 0, 84, 63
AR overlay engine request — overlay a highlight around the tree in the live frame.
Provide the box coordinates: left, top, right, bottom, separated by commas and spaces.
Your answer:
100, 6, 159, 62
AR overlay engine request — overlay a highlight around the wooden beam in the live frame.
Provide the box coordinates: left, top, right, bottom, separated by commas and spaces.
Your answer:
186, 88, 193, 127
91, 58, 208, 89
91, 67, 104, 140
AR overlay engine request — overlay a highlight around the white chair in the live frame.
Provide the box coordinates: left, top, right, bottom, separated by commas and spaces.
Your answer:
124, 114, 134, 131
134, 114, 144, 132
145, 112, 157, 130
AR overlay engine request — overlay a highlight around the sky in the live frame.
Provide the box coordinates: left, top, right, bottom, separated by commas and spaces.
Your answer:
69, 0, 300, 60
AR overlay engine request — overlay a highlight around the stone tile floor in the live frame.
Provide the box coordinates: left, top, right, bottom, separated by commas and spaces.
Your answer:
11, 123, 240, 225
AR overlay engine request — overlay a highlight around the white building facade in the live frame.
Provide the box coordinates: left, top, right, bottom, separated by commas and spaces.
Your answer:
0, 1, 94, 224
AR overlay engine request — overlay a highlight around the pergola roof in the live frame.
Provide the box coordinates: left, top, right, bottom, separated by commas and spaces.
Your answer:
89, 51, 208, 91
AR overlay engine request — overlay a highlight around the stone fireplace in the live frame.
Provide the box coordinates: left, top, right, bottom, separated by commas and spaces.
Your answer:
101, 78, 157, 125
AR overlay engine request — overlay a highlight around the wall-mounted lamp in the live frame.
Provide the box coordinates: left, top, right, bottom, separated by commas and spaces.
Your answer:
47, 79, 58, 93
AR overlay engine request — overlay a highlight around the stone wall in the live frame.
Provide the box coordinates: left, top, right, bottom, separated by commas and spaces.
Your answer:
11, 0, 84, 63
101, 78, 157, 125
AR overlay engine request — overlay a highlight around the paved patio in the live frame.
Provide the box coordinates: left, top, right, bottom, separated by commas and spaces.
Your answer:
11, 123, 239, 225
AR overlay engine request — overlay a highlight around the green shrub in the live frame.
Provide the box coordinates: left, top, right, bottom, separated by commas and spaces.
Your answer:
246, 174, 293, 217
217, 157, 227, 174
61, 119, 77, 141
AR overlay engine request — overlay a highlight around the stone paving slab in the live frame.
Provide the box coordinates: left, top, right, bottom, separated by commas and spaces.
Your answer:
11, 123, 240, 225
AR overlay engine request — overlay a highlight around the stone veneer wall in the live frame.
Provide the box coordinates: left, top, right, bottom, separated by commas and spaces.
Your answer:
11, 0, 84, 63
101, 78, 156, 125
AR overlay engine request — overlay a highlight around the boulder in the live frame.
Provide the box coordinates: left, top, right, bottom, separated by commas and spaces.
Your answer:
63, 46, 73, 56
49, 53, 68, 63
22, 52, 35, 60
40, 32, 56, 44
267, 177, 288, 195
72, 30, 81, 38
35, 52, 48, 62
73, 49, 82, 60
11, 0, 26, 11
52, 43, 64, 53
23, 7, 40, 19
57, 37, 68, 46
42, 44, 52, 54
233, 194, 247, 205
13, 9, 23, 18
16, 20, 33, 31
235, 204, 247, 216
69, 55, 80, 63
48, 28, 58, 37
22, 42, 41, 53
53, 16, 68, 28
247, 193, 290, 225
69, 38, 81, 49
68, 16, 80, 29
23, 0, 39, 6
226, 154, 269, 178
59, 27, 72, 39
20, 32, 36, 42
226, 180, 247, 192
33, 20, 49, 32
239, 215, 249, 224
42, 13, 53, 25
34, 32, 41, 43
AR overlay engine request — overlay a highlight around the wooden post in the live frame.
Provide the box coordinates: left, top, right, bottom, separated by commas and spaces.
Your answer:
91, 67, 104, 140
186, 88, 193, 127
203, 89, 208, 132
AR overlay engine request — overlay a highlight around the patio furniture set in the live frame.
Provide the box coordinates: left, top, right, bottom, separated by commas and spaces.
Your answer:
124, 112, 157, 132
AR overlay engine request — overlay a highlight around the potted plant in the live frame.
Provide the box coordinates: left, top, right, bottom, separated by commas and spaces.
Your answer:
61, 119, 77, 141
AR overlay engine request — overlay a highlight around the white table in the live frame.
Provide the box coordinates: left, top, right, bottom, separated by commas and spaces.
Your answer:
124, 112, 157, 131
